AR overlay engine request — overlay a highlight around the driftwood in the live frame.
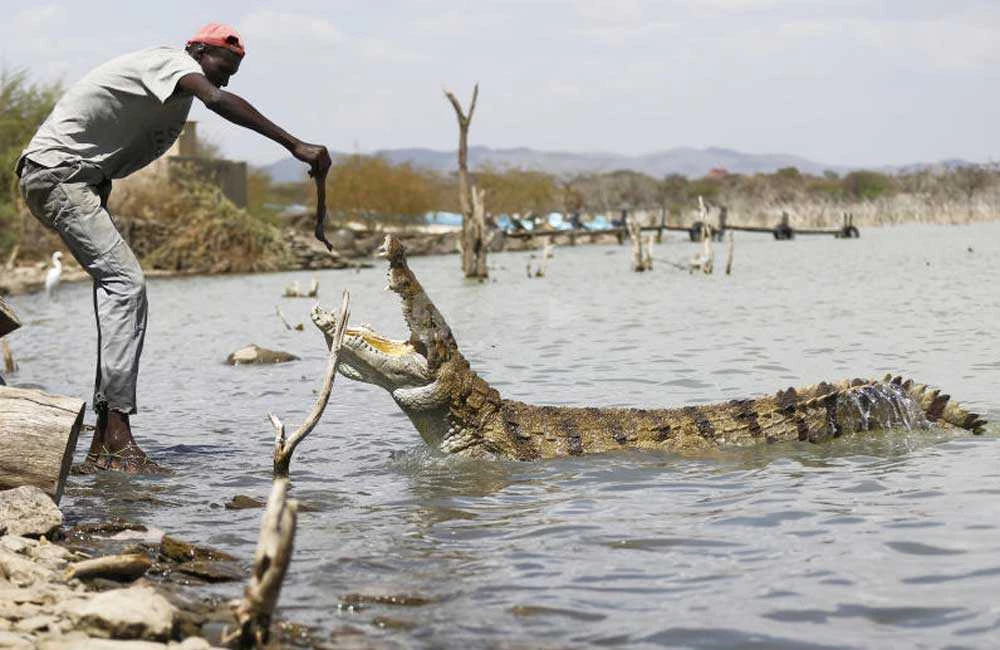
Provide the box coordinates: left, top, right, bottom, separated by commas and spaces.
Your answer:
0, 386, 84, 503
65, 553, 152, 581
444, 83, 489, 279
0, 296, 20, 338
270, 290, 350, 478
3, 245, 17, 271
228, 477, 298, 649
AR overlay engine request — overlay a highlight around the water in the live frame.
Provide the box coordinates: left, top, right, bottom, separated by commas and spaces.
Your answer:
6, 222, 1000, 649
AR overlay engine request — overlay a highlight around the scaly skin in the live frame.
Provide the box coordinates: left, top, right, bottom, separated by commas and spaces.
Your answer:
311, 236, 987, 460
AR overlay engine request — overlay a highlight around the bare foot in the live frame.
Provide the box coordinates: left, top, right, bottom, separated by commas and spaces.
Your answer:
91, 409, 172, 476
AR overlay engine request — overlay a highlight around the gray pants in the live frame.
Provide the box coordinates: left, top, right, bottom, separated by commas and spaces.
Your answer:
18, 159, 147, 414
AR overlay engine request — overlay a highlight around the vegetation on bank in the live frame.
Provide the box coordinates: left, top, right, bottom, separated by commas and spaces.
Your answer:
2, 69, 998, 268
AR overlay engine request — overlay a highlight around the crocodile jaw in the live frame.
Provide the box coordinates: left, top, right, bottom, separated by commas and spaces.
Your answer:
339, 326, 433, 392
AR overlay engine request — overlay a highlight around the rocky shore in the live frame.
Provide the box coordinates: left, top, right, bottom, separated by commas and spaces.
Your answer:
0, 486, 328, 649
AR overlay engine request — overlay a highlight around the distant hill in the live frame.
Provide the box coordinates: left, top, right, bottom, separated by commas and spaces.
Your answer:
258, 146, 977, 183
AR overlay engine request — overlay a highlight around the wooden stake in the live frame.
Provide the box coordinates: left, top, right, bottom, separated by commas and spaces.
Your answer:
270, 290, 350, 478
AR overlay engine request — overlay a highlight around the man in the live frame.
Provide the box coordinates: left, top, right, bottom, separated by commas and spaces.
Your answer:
17, 24, 331, 473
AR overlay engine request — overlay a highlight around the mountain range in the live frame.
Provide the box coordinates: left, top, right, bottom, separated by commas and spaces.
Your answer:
260, 146, 971, 184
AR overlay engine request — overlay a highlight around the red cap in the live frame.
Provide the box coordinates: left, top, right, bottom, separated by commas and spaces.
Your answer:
187, 23, 245, 57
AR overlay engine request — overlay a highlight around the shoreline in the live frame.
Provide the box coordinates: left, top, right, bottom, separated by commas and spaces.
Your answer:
0, 493, 337, 649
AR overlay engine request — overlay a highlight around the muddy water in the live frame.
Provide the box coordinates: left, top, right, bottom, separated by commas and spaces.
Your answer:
6, 222, 1000, 649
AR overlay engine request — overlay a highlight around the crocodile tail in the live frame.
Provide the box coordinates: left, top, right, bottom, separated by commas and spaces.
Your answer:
883, 374, 988, 434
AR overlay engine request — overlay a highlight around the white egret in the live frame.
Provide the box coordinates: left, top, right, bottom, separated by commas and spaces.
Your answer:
44, 252, 63, 297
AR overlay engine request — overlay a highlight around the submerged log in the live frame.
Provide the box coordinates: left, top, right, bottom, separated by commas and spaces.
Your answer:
0, 386, 84, 503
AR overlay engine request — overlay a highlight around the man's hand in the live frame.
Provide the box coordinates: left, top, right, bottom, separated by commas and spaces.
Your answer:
293, 142, 331, 179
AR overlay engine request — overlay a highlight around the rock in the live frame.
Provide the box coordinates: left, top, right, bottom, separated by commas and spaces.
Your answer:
14, 614, 57, 633
175, 561, 242, 583
60, 584, 175, 640
0, 535, 36, 554
224, 495, 263, 510
0, 486, 63, 538
169, 639, 216, 649
225, 344, 298, 366
38, 635, 170, 649
159, 536, 236, 564
27, 538, 73, 572
0, 630, 35, 650
0, 548, 59, 586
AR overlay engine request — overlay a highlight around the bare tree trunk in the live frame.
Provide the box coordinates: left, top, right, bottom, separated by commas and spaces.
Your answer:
444, 84, 488, 279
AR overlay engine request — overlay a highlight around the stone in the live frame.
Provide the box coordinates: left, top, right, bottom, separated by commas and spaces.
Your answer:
225, 344, 298, 366
60, 584, 176, 641
167, 638, 215, 649
223, 495, 263, 510
0, 536, 35, 554
174, 561, 243, 583
26, 540, 72, 572
37, 636, 170, 649
0, 487, 63, 538
14, 614, 57, 633
0, 630, 35, 650
159, 536, 236, 564
0, 548, 58, 586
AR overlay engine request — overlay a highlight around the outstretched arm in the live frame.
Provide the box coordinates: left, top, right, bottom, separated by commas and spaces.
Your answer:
177, 73, 331, 177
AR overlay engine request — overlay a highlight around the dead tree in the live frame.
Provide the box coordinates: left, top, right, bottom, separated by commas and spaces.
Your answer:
444, 84, 488, 279
269, 290, 350, 478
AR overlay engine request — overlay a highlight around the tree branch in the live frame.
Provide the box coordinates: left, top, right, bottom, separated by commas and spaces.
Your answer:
270, 289, 351, 478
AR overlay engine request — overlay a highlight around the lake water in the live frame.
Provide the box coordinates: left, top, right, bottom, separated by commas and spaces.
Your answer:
5, 222, 1000, 649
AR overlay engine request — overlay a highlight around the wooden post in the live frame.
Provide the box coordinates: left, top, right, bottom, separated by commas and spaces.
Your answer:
444, 84, 488, 279
0, 387, 84, 503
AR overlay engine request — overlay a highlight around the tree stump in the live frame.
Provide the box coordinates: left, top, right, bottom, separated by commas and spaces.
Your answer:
0, 387, 85, 503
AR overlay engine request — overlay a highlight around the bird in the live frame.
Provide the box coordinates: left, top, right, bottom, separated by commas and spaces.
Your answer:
44, 252, 63, 297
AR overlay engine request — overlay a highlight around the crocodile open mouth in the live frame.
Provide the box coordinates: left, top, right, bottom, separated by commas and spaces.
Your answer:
345, 327, 417, 358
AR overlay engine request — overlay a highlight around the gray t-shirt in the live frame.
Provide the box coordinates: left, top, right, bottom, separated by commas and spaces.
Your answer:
20, 47, 203, 179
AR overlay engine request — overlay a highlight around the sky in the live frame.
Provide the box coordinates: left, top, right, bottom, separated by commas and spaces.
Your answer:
2, 0, 997, 169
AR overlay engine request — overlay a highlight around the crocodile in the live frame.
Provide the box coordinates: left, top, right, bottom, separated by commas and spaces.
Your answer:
311, 235, 987, 460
